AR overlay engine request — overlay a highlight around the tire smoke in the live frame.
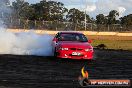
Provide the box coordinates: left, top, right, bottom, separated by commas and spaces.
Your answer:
0, 0, 54, 56
0, 30, 54, 56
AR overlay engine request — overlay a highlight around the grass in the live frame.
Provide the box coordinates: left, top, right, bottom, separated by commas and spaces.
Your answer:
87, 35, 132, 51
91, 40, 132, 51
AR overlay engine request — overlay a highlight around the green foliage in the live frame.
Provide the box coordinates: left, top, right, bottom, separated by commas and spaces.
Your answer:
66, 8, 92, 23
96, 14, 107, 24
107, 10, 119, 25
1, 0, 131, 31
12, 0, 68, 21
120, 14, 132, 26
96, 10, 119, 25
12, 0, 34, 19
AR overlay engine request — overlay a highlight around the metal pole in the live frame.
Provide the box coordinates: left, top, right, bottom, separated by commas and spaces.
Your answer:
84, 0, 87, 31
85, 10, 87, 31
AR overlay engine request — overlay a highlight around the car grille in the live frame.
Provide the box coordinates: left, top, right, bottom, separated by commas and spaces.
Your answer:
70, 48, 83, 51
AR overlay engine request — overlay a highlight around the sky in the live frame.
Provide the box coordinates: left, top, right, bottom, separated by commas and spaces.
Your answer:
10, 0, 132, 18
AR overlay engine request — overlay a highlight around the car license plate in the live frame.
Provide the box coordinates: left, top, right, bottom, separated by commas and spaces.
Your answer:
72, 52, 81, 56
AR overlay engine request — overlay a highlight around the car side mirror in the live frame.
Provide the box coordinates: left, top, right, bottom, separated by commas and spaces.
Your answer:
53, 38, 58, 42
88, 40, 92, 43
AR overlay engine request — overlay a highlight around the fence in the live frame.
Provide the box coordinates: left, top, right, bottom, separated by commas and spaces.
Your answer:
2, 18, 132, 32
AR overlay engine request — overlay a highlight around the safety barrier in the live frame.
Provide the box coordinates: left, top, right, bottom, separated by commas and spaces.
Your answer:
6, 29, 132, 36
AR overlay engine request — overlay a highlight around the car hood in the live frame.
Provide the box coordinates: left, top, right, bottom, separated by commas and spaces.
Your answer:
58, 41, 92, 48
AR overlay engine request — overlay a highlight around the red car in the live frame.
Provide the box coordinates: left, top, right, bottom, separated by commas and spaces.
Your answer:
52, 32, 94, 60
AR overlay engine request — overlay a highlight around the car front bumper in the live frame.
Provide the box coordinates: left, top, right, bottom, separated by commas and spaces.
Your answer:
56, 50, 94, 60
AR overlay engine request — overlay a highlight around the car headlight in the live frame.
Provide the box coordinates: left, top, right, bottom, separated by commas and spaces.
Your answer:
59, 47, 69, 50
85, 48, 93, 52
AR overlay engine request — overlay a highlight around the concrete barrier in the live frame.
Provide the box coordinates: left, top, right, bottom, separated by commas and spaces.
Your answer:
96, 32, 118, 36
6, 29, 132, 36
117, 33, 132, 36
81, 31, 98, 35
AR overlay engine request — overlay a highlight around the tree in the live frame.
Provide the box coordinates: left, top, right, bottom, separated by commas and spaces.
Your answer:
96, 14, 107, 24
107, 10, 119, 25
66, 8, 91, 23
31, 0, 67, 21
47, 1, 68, 21
31, 0, 48, 20
120, 14, 132, 26
12, 0, 34, 19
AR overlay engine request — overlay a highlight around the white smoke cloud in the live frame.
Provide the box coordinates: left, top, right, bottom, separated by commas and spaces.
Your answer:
0, 30, 54, 56
0, 0, 54, 56
86, 5, 96, 12
118, 7, 126, 17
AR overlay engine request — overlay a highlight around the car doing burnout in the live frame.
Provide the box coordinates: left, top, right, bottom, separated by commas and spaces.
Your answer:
52, 32, 94, 60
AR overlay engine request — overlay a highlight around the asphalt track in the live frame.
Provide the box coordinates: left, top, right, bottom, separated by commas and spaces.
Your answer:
0, 49, 132, 88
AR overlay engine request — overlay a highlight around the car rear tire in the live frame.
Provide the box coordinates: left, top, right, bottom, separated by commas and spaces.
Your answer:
54, 48, 57, 59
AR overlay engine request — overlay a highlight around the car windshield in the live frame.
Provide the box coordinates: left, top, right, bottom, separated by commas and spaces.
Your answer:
58, 33, 88, 42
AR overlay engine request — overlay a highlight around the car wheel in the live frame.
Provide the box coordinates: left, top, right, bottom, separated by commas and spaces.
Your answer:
54, 48, 57, 58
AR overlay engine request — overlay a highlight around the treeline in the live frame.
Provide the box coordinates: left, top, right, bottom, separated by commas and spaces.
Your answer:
11, 0, 132, 25
1, 0, 132, 31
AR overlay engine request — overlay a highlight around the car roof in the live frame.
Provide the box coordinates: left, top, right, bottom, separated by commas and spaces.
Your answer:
58, 31, 83, 34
